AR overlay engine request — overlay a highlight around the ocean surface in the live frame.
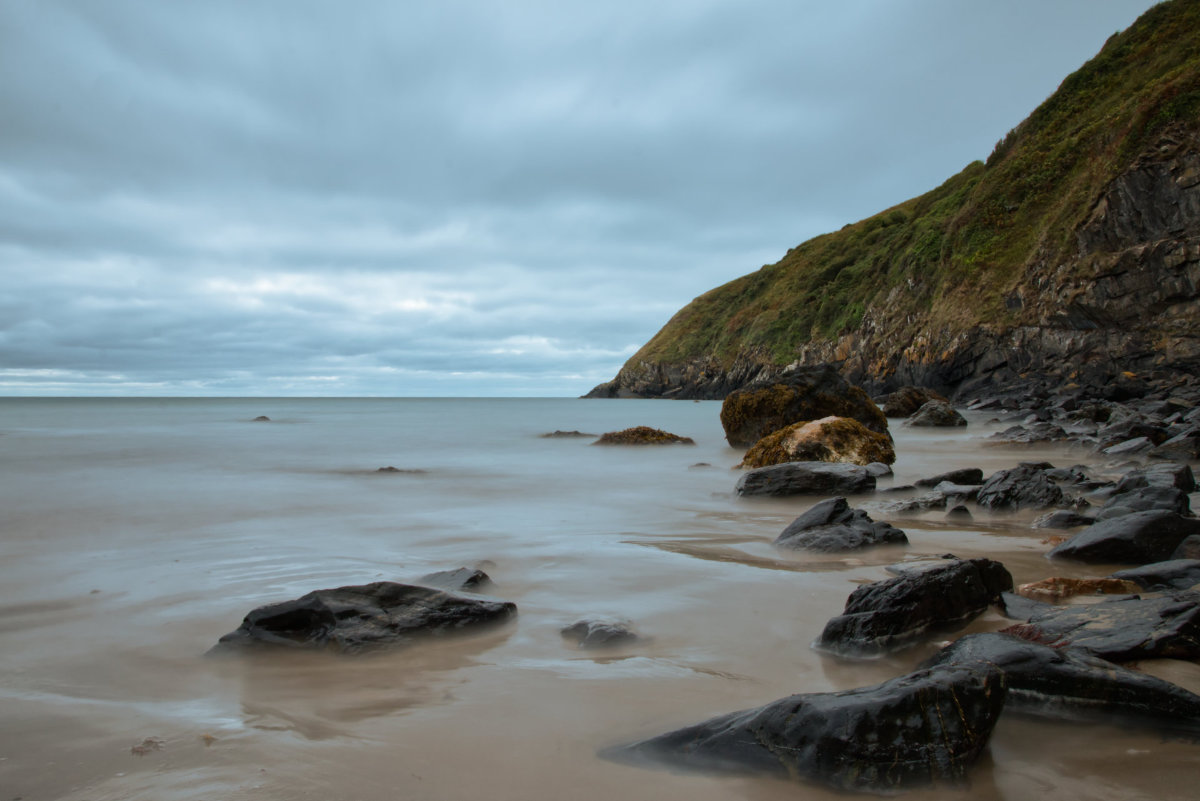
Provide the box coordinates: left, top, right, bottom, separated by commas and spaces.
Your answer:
2, 397, 1198, 800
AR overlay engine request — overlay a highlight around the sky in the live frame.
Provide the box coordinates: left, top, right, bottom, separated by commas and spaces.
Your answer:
0, 0, 1164, 397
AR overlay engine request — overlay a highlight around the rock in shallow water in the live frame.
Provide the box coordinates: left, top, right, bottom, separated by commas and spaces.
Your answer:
592, 426, 695, 445
774, 497, 907, 552
976, 465, 1064, 511
561, 619, 639, 649
1048, 510, 1200, 564
734, 461, 875, 497
905, 400, 968, 427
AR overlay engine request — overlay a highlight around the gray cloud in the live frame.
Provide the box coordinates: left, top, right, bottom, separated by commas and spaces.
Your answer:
0, 0, 1161, 395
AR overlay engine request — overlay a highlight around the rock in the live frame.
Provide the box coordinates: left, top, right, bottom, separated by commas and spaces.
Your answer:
1174, 535, 1200, 560
865, 461, 893, 477
879, 491, 949, 513
210, 581, 517, 655
719, 365, 887, 448
1015, 576, 1142, 602
734, 462, 875, 497
933, 481, 981, 501
593, 427, 695, 445
377, 466, 426, 474
816, 557, 1013, 656
418, 567, 493, 592
1001, 591, 1200, 662
1115, 462, 1197, 493
906, 400, 968, 427
924, 632, 1200, 734
738, 416, 895, 468
879, 386, 949, 418
603, 662, 1006, 793
1048, 511, 1200, 564
988, 422, 1068, 444
1096, 486, 1192, 519
1102, 436, 1155, 456
1111, 559, 1200, 591
947, 505, 973, 520
540, 430, 596, 438
774, 497, 907, 552
914, 468, 984, 488
1031, 510, 1097, 529
252, 415, 271, 422
561, 619, 639, 649
1149, 429, 1200, 460
976, 466, 1065, 511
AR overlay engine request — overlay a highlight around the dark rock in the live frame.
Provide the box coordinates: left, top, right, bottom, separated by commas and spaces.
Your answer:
1111, 559, 1200, 591
734, 462, 875, 497
1149, 429, 1200, 460
1103, 436, 1155, 456
1174, 535, 1200, 560
1096, 486, 1192, 519
879, 386, 949, 418
816, 557, 1013, 656
865, 462, 893, 477
1015, 576, 1142, 602
933, 481, 980, 501
593, 427, 695, 445
1031, 510, 1096, 529
418, 567, 493, 592
540, 430, 596, 438
603, 662, 1006, 793
774, 497, 907, 552
377, 466, 427, 474
976, 466, 1065, 511
879, 491, 948, 513
988, 423, 1068, 444
1001, 591, 1200, 662
1048, 511, 1200, 564
947, 505, 973, 520
906, 400, 968, 427
719, 365, 887, 448
561, 619, 639, 649
210, 581, 517, 655
252, 415, 271, 422
1096, 420, 1170, 450
1115, 462, 1197, 493
924, 632, 1200, 734
738, 416, 895, 468
915, 468, 984, 488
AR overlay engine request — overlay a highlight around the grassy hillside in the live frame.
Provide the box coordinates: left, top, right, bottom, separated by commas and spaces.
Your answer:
630, 0, 1200, 371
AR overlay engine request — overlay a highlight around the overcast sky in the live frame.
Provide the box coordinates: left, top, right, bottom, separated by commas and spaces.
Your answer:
0, 0, 1162, 397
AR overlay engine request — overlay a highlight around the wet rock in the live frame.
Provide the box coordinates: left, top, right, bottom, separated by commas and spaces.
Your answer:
593, 427, 695, 445
1174, 535, 1200, 560
1031, 510, 1097, 529
914, 468, 984, 488
933, 482, 981, 502
1096, 486, 1192, 519
947, 505, 973, 520
252, 415, 271, 422
1001, 590, 1200, 662
1015, 576, 1142, 602
906, 400, 968, 427
719, 365, 888, 448
1103, 436, 1155, 456
1111, 559, 1200, 591
210, 581, 517, 655
1149, 429, 1200, 460
976, 466, 1065, 511
604, 662, 1006, 793
418, 567, 493, 592
561, 619, 639, 649
1115, 462, 1197, 493
1048, 511, 1200, 564
775, 497, 907, 552
879, 386, 949, 418
924, 632, 1200, 734
880, 491, 949, 513
988, 422, 1068, 444
738, 416, 895, 468
734, 462, 875, 497
540, 430, 596, 438
865, 461, 893, 478
816, 557, 1013, 656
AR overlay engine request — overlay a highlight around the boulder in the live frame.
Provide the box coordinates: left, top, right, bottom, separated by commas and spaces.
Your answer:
738, 416, 895, 468
914, 468, 984, 488
1001, 591, 1200, 662
816, 557, 1013, 656
975, 466, 1064, 511
603, 662, 1006, 793
906, 400, 968, 427
924, 632, 1200, 735
719, 365, 887, 448
593, 427, 695, 445
774, 497, 907, 552
734, 462, 875, 497
879, 386, 949, 418
210, 581, 517, 655
418, 567, 493, 592
1111, 559, 1200, 591
1015, 576, 1142, 602
1048, 511, 1200, 564
1115, 462, 1196, 493
1096, 486, 1191, 519
561, 619, 639, 649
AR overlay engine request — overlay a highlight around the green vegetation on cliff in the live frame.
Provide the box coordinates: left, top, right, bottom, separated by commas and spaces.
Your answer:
629, 0, 1200, 371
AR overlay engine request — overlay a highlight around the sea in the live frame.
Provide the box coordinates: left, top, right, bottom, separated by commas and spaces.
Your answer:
1, 397, 1198, 801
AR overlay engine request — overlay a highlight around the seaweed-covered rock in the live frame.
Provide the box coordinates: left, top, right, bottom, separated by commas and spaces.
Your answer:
593, 426, 695, 445
774, 497, 907, 552
976, 466, 1064, 511
604, 662, 1006, 793
739, 416, 895, 468
879, 386, 949, 418
719, 365, 887, 448
210, 581, 516, 655
1048, 511, 1200, 564
734, 461, 875, 497
906, 400, 968, 427
1111, 559, 1200, 591
816, 557, 1013, 656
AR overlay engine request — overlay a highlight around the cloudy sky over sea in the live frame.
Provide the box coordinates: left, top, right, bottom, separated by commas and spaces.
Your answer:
1, 0, 1161, 396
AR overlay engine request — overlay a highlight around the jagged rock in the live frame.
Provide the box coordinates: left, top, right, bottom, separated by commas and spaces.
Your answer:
418, 567, 493, 592
1015, 576, 1142, 602
774, 497, 907, 552
561, 619, 639, 649
1001, 591, 1200, 662
915, 468, 984, 487
1103, 436, 1155, 456
1032, 509, 1097, 529
210, 582, 517, 654
719, 365, 887, 448
1111, 559, 1200, 591
924, 632, 1200, 734
816, 557, 1013, 656
1048, 511, 1200, 564
603, 662, 1006, 793
734, 462, 875, 497
906, 400, 968, 427
592, 426, 695, 445
738, 416, 895, 468
976, 466, 1065, 511
1096, 486, 1192, 519
879, 386, 949, 418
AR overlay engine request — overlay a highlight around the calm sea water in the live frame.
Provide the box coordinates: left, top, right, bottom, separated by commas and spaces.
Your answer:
2, 397, 1198, 800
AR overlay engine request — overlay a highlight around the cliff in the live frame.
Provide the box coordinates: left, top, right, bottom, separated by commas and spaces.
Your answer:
589, 0, 1200, 400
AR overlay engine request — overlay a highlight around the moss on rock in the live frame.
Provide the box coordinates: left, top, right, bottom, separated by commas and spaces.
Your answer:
740, 416, 896, 468
593, 426, 696, 445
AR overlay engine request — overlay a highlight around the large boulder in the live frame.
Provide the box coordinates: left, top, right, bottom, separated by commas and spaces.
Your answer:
905, 400, 968, 427
774, 497, 907, 552
879, 386, 949, 418
816, 557, 1013, 656
593, 426, 695, 445
975, 465, 1064, 511
210, 582, 517, 655
739, 416, 895, 468
719, 365, 887, 448
734, 462, 875, 497
1048, 511, 1200, 564
603, 662, 1006, 794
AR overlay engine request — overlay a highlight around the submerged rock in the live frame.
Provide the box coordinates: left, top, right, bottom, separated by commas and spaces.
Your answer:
540, 430, 596, 438
739, 416, 895, 468
774, 497, 907, 552
418, 567, 493, 592
1048, 510, 1200, 564
593, 427, 695, 445
734, 462, 875, 497
210, 581, 516, 655
604, 662, 1006, 793
561, 619, 639, 649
